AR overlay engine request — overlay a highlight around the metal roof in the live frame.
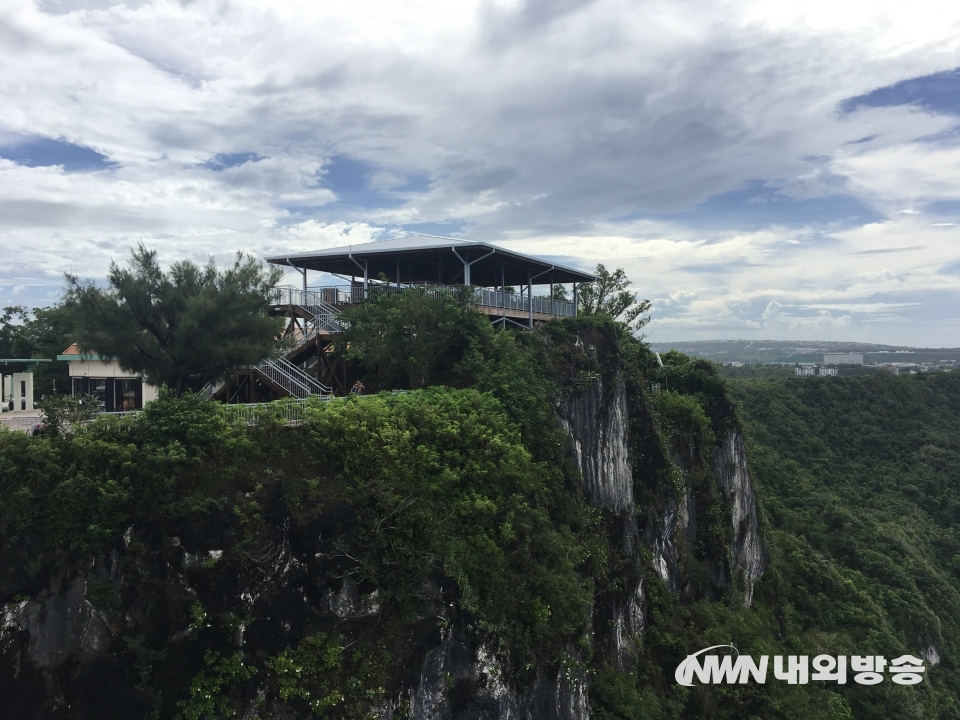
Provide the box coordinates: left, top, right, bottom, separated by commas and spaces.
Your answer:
265, 234, 596, 286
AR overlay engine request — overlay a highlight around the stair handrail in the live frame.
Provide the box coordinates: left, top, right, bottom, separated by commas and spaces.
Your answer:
272, 356, 331, 395
254, 357, 313, 399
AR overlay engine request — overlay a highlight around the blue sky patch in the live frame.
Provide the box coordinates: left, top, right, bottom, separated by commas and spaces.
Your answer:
622, 180, 884, 231
925, 200, 960, 218
840, 67, 960, 116
320, 155, 429, 209
203, 152, 261, 170
0, 136, 112, 171
397, 220, 467, 237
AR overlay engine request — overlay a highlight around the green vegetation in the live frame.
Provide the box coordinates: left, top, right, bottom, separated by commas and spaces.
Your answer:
0, 381, 597, 714
338, 286, 487, 390
727, 372, 960, 719
3, 282, 960, 719
266, 632, 385, 718
576, 263, 652, 331
35, 392, 98, 436
177, 651, 258, 720
63, 245, 283, 395
0, 304, 73, 397
303, 389, 595, 672
717, 363, 797, 379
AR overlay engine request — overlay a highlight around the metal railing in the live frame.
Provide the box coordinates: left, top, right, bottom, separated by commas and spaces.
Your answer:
252, 357, 331, 399
0, 416, 44, 434
273, 356, 331, 396
219, 397, 330, 426
293, 282, 576, 318
270, 286, 342, 336
199, 379, 226, 400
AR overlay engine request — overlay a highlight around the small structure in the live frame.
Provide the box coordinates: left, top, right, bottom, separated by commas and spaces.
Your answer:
2, 372, 34, 411
795, 364, 838, 377
824, 352, 863, 365
212, 235, 598, 403
58, 344, 159, 411
265, 235, 595, 328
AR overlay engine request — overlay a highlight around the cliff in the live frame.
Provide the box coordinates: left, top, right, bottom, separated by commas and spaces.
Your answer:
0, 319, 765, 719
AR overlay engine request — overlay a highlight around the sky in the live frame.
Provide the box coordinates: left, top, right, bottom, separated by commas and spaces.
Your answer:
2, 0, 960, 346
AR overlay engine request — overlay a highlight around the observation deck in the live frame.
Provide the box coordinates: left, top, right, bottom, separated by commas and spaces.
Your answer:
265, 234, 594, 330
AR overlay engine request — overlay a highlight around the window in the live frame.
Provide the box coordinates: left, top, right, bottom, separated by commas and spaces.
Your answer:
115, 379, 141, 411
89, 378, 106, 408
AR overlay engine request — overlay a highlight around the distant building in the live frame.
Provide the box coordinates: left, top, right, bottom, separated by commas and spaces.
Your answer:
823, 352, 863, 365
57, 344, 159, 411
795, 364, 838, 377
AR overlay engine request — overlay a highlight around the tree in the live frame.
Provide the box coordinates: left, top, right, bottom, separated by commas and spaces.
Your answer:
64, 245, 284, 396
577, 264, 651, 331
0, 304, 73, 397
37, 393, 98, 437
339, 286, 488, 390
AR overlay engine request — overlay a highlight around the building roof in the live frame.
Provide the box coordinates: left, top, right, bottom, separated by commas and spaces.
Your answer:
57, 343, 103, 361
265, 234, 596, 286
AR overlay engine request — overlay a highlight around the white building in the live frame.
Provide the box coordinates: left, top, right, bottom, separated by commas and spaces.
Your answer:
795, 364, 838, 377
824, 352, 863, 365
57, 344, 159, 411
2, 372, 34, 411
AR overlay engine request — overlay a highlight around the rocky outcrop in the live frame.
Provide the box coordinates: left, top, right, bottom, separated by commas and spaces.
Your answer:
712, 430, 766, 606
2, 574, 110, 671
409, 628, 589, 720
556, 374, 633, 513
556, 333, 765, 629
608, 580, 645, 671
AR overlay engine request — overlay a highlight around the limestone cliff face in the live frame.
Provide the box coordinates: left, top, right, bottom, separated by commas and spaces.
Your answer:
556, 374, 634, 513
2, 574, 110, 671
713, 430, 765, 607
554, 338, 766, 667
407, 629, 588, 720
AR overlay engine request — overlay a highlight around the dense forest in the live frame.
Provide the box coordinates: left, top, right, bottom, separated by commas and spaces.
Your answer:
727, 371, 960, 719
0, 295, 958, 718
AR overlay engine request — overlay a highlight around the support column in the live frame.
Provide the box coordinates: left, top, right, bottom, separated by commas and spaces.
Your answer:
363, 260, 369, 298
396, 257, 401, 289
286, 259, 307, 298
528, 270, 533, 328
573, 282, 578, 316
501, 262, 506, 323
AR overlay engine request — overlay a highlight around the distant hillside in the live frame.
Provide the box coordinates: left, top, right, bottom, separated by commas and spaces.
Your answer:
729, 371, 960, 719
649, 339, 960, 369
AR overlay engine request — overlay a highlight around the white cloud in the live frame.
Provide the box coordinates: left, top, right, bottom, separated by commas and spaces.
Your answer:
2, 0, 960, 343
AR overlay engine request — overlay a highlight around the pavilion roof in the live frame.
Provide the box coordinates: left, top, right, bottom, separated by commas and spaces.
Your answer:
265, 235, 595, 286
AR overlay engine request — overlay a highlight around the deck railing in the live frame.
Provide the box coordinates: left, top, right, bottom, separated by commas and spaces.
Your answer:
284, 282, 575, 318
